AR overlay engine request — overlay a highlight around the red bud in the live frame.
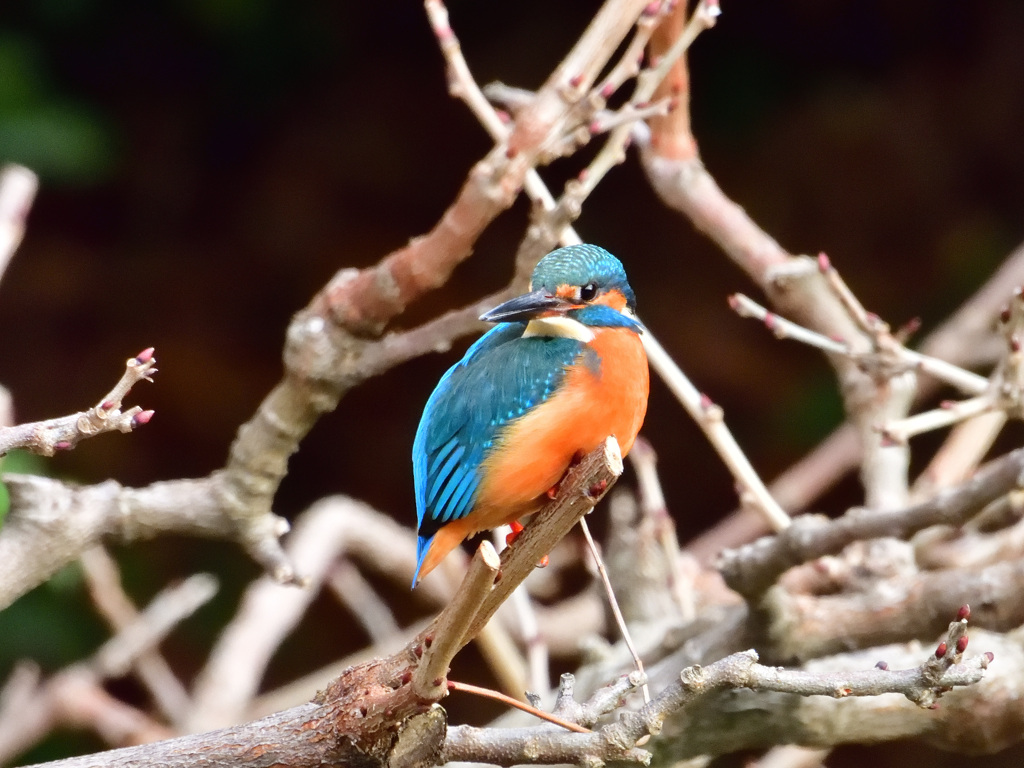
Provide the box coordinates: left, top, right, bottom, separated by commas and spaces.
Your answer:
132, 410, 155, 428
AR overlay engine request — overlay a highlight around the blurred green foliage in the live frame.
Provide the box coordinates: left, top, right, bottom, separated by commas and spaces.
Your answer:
0, 449, 47, 525
0, 33, 114, 184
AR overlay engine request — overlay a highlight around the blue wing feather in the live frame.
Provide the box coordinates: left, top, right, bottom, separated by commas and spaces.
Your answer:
413, 322, 583, 543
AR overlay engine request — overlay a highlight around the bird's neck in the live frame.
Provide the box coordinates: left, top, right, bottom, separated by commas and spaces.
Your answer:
522, 316, 595, 342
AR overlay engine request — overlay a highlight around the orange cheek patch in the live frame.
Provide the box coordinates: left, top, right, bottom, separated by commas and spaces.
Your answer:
595, 289, 627, 310
555, 284, 577, 299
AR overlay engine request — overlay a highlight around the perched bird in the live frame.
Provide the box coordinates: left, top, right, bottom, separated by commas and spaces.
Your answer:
412, 244, 649, 586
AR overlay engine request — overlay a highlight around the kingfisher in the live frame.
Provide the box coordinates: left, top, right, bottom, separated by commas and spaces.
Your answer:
412, 243, 649, 586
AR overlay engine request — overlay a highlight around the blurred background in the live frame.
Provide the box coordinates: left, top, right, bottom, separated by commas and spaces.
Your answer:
1, 0, 1023, 764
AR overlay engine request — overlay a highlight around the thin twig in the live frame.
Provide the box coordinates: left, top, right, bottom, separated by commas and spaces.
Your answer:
0, 348, 157, 457
643, 331, 791, 530
79, 547, 192, 726
730, 293, 989, 396
448, 680, 590, 733
580, 517, 650, 704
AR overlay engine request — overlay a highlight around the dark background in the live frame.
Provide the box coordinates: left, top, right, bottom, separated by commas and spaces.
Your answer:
1, 0, 1023, 764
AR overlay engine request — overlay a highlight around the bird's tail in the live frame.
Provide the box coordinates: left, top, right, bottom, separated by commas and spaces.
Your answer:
412, 535, 434, 589
411, 517, 475, 588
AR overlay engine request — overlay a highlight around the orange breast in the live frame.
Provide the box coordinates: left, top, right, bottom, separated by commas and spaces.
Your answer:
471, 328, 649, 533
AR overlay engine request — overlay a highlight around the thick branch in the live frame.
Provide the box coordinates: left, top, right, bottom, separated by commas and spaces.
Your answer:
0, 475, 231, 611
766, 558, 1024, 660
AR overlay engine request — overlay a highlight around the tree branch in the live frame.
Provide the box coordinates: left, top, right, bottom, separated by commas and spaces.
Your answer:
719, 446, 1024, 599
0, 348, 156, 457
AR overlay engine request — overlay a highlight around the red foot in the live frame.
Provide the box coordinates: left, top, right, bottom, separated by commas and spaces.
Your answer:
546, 452, 586, 500
505, 520, 549, 568
505, 520, 525, 547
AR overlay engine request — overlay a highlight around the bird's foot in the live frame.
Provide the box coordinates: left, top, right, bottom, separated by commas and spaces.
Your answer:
505, 520, 525, 547
505, 520, 549, 568
546, 451, 587, 500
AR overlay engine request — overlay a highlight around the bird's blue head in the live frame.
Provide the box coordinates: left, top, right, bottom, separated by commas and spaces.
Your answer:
480, 244, 640, 330
530, 244, 637, 313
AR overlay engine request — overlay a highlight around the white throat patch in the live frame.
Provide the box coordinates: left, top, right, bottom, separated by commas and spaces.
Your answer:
523, 316, 595, 343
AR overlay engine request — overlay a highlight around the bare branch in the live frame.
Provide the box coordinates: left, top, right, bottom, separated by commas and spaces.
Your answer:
80, 546, 192, 727
719, 447, 1024, 598
0, 574, 214, 764
413, 542, 501, 700
644, 333, 790, 530
446, 615, 988, 767
328, 561, 402, 645
0, 163, 38, 287
0, 348, 157, 457
729, 293, 989, 396
0, 475, 232, 611
766, 558, 1024, 660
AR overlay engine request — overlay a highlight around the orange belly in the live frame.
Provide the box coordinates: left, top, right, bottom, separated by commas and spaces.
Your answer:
470, 327, 649, 533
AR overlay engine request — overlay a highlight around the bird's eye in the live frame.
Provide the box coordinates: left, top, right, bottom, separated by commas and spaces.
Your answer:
579, 283, 598, 302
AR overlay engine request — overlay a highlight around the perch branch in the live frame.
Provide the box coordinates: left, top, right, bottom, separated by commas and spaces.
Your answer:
412, 542, 501, 699
459, 437, 623, 646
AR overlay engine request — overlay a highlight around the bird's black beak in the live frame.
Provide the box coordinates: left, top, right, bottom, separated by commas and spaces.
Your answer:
479, 290, 578, 323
